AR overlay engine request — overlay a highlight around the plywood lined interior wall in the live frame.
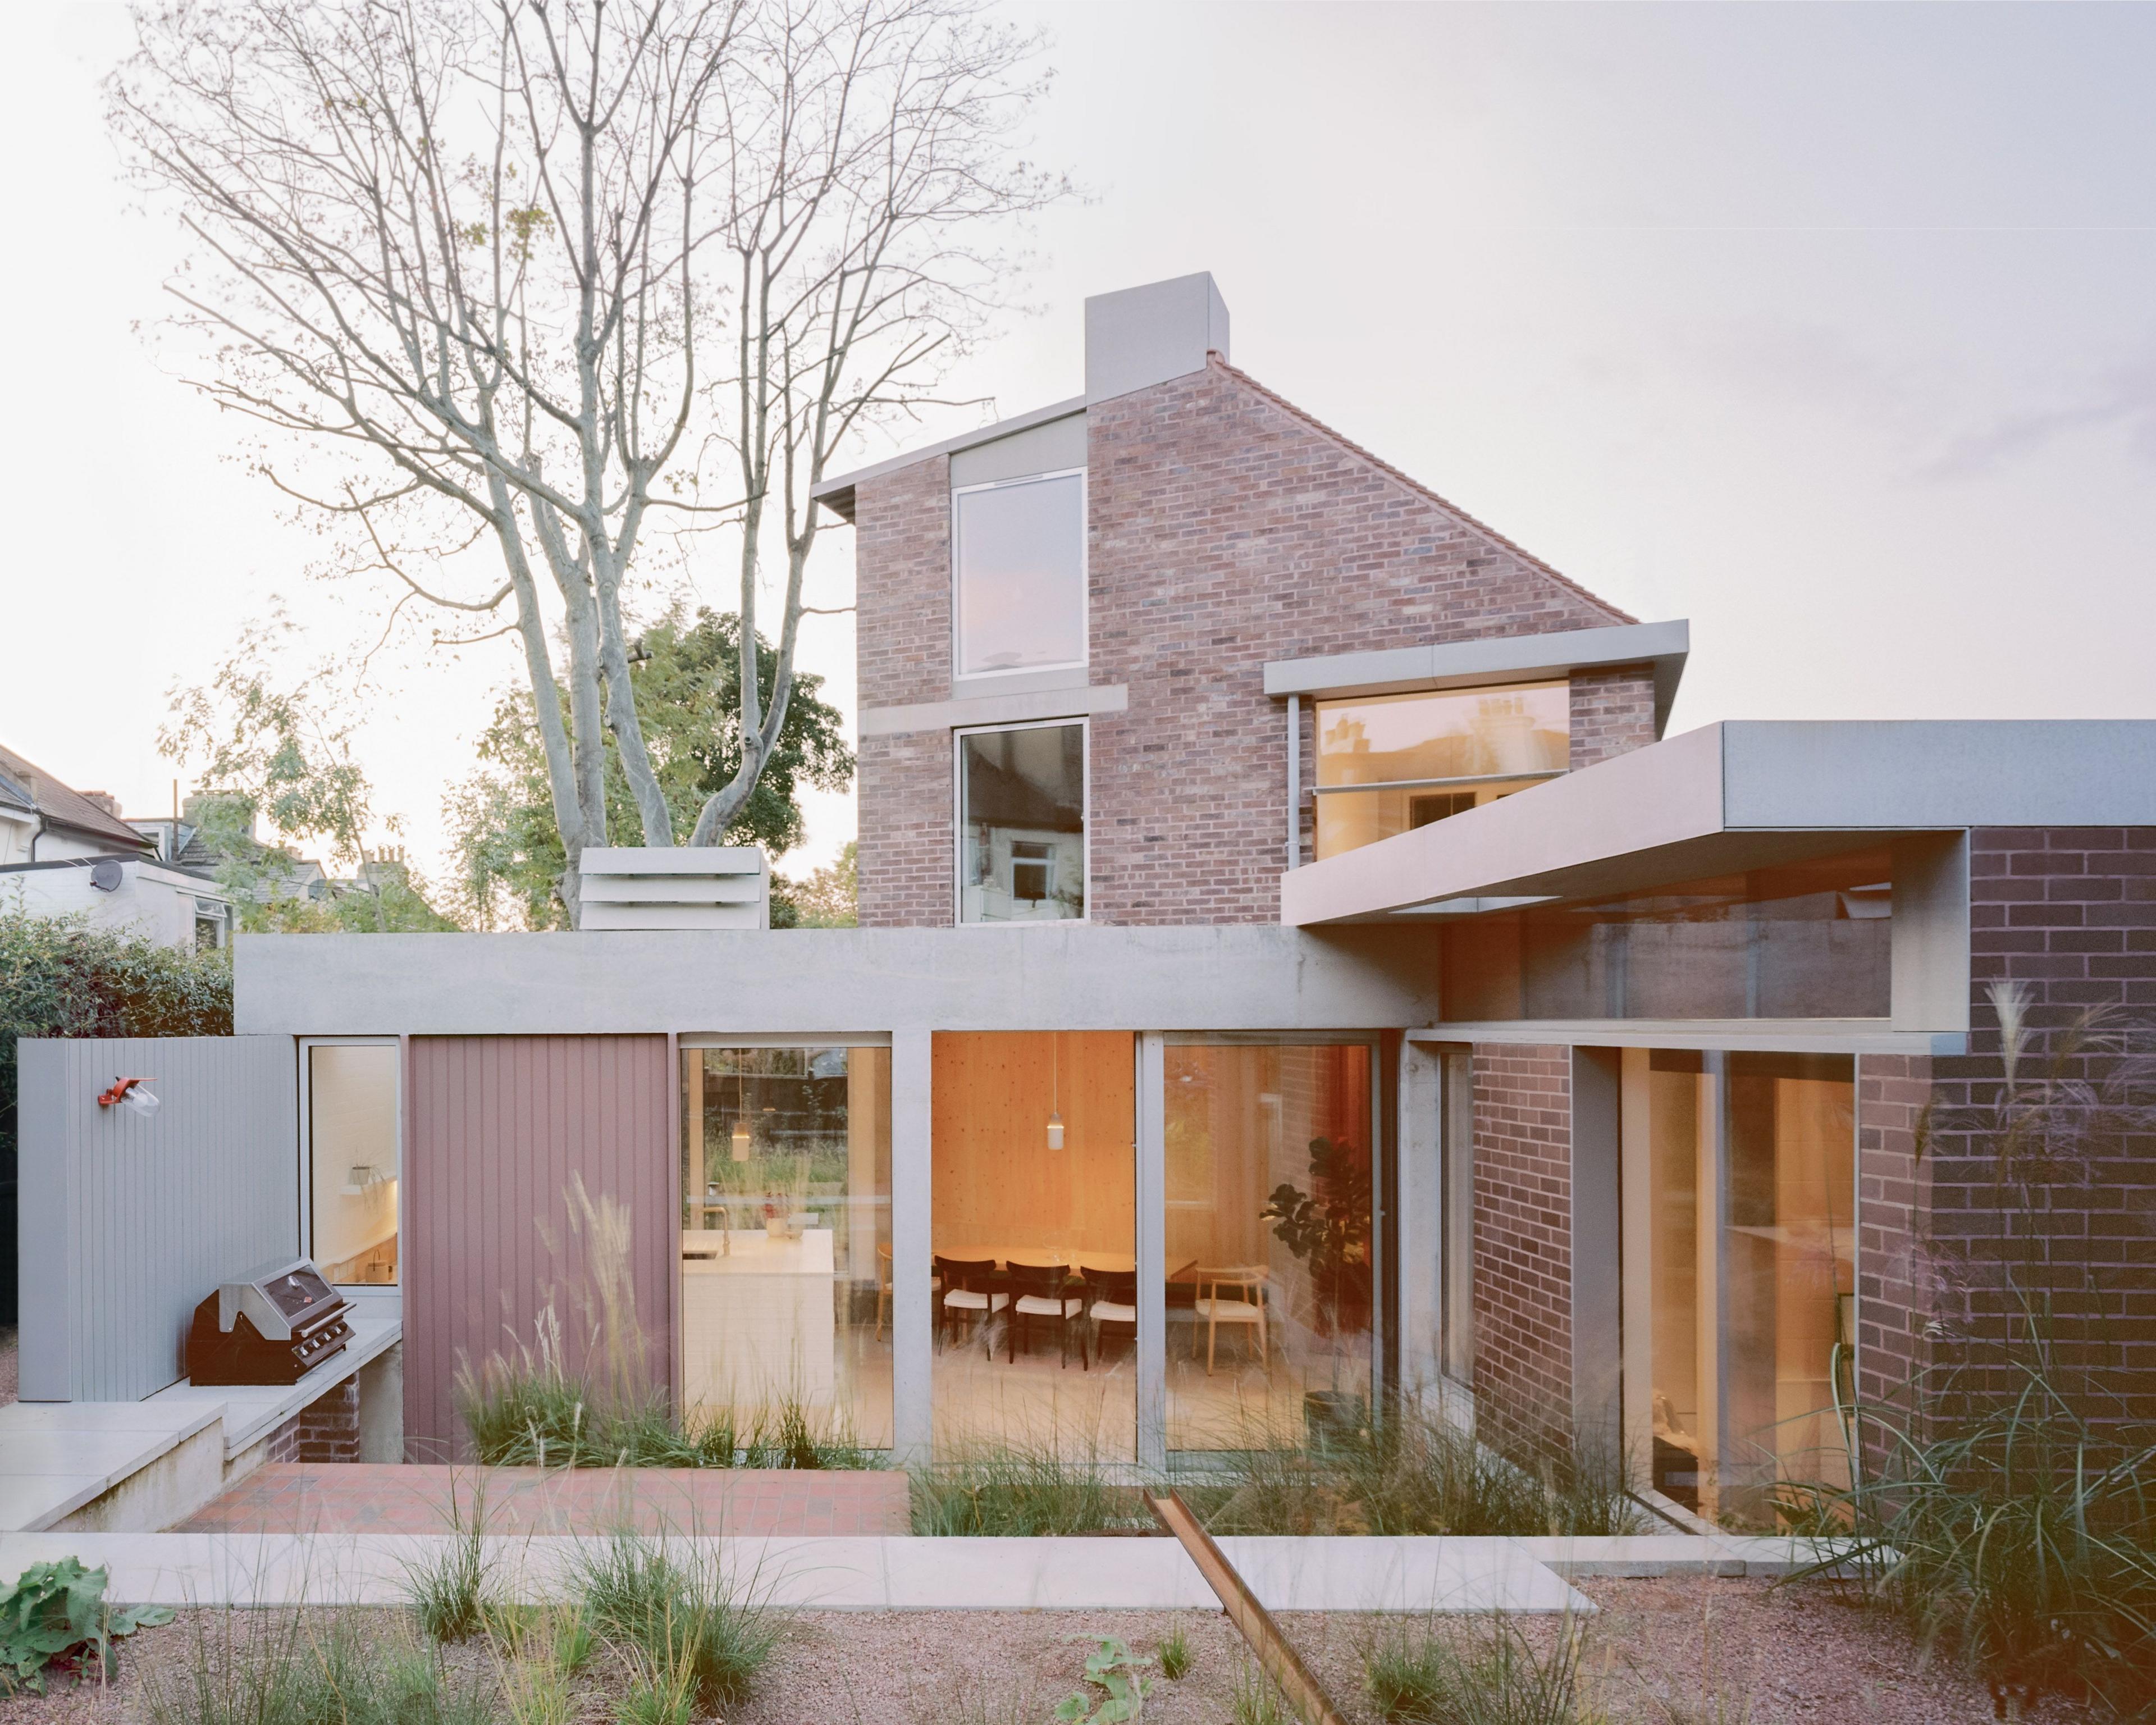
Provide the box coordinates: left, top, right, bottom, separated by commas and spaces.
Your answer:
1163, 1043, 1372, 1275
931, 1032, 1134, 1257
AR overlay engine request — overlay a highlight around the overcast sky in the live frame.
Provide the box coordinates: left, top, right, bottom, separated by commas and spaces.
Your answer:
6, 2, 2155, 898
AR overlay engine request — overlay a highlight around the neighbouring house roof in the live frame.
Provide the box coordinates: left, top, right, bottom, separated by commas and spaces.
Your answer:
0, 743, 153, 853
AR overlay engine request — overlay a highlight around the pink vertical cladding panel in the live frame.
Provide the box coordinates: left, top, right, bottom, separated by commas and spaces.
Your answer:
404, 1036, 675, 1457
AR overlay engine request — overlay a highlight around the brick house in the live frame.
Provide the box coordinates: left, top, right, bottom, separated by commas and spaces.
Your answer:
24, 275, 2152, 1526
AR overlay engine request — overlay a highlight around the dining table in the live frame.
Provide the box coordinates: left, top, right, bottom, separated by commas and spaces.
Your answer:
936, 1247, 1200, 1281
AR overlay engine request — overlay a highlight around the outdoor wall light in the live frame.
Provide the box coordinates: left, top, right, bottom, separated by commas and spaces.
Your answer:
1046, 1111, 1065, 1151
96, 1076, 159, 1118
1045, 1033, 1064, 1149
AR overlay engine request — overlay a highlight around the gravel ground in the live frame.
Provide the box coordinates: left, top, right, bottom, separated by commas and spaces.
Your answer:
0, 1580, 2094, 1723
0, 1327, 18, 1407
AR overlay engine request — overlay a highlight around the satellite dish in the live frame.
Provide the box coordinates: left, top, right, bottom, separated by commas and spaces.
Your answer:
89, 859, 125, 893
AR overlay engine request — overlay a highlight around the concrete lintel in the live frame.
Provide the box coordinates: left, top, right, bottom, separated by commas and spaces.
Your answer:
1408, 1020, 1953, 1055
861, 682, 1128, 738
1263, 619, 1689, 709
235, 924, 1443, 1038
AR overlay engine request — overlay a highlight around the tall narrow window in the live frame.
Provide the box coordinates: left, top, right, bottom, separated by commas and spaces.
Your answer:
307, 1043, 399, 1286
958, 721, 1085, 924
952, 472, 1085, 677
1621, 1049, 1855, 1527
1314, 680, 1569, 859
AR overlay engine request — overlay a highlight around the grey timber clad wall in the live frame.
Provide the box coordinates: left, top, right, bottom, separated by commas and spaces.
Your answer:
16, 1035, 298, 1402
403, 1035, 675, 1458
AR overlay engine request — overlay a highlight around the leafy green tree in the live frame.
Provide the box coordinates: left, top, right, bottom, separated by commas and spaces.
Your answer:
162, 619, 459, 932
447, 608, 853, 930
785, 842, 859, 928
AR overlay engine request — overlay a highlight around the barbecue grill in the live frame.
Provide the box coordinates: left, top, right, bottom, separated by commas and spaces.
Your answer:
186, 1257, 353, 1386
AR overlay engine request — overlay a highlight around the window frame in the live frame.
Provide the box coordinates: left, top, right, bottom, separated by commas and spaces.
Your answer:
297, 1035, 403, 1292
948, 467, 1089, 682
951, 715, 1091, 928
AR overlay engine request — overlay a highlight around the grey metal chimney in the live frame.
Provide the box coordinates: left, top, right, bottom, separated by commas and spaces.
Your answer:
1083, 273, 1230, 404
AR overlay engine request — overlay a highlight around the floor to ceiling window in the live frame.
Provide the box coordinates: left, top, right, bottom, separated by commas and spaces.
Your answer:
1623, 1049, 1856, 1526
1163, 1041, 1375, 1452
930, 1032, 1134, 1458
680, 1044, 892, 1450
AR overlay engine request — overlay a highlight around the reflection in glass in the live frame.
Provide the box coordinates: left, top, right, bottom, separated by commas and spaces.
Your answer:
953, 473, 1085, 675
930, 1032, 1134, 1458
1164, 1043, 1373, 1452
680, 1047, 892, 1450
309, 1043, 399, 1285
1627, 1051, 1854, 1526
1314, 681, 1568, 858
958, 723, 1085, 923
1442, 850, 1893, 1021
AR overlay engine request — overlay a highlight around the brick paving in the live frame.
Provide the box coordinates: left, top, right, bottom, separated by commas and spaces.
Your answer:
175, 1464, 911, 1536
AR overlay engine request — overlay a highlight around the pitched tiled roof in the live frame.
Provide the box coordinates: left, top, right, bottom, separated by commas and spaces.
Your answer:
0, 743, 153, 852
1209, 355, 1638, 627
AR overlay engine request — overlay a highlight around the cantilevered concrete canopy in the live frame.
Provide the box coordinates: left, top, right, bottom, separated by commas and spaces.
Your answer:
1280, 720, 2156, 927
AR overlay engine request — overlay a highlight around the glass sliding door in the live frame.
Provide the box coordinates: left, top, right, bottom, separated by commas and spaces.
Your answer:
1622, 1048, 1855, 1526
306, 1042, 400, 1286
1164, 1041, 1375, 1452
930, 1032, 1135, 1458
680, 1046, 892, 1451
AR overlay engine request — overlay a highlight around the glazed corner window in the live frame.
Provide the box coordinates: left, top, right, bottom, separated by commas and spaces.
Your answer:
1313, 680, 1569, 860
958, 721, 1085, 924
952, 471, 1085, 676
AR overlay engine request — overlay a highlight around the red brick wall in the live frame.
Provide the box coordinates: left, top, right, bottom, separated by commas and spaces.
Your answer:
1855, 1052, 1936, 1438
1469, 1043, 1575, 1460
855, 455, 952, 711
1568, 665, 1658, 770
852, 358, 1637, 926
1915, 827, 2156, 1435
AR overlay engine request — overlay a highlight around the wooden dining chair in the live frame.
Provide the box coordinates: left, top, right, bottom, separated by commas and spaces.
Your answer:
934, 1256, 1007, 1354
1192, 1266, 1269, 1373
1006, 1261, 1088, 1369
1082, 1267, 1138, 1367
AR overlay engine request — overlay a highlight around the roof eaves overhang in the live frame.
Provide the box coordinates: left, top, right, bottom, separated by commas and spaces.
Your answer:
810, 394, 1088, 523
1265, 618, 1692, 734
1281, 719, 2156, 926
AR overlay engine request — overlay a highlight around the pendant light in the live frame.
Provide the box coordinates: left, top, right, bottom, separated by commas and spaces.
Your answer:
1046, 1033, 1065, 1150
730, 1069, 752, 1161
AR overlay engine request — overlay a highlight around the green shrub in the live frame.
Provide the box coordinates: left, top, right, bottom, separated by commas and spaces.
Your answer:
140, 1610, 492, 1725
1188, 1401, 1643, 1539
908, 1441, 1150, 1535
1363, 1617, 1599, 1725
1157, 1623, 1190, 1682
401, 1476, 501, 1642
0, 1558, 170, 1693
565, 1531, 776, 1713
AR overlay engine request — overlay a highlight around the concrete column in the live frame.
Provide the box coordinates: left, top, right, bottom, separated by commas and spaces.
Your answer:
1397, 1042, 1442, 1402
890, 1029, 934, 1461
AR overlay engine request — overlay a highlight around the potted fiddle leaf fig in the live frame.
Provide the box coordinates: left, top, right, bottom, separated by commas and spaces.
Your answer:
1260, 1134, 1373, 1446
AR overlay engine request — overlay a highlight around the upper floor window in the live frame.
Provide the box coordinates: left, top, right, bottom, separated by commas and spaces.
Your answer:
957, 719, 1085, 924
1313, 679, 1569, 860
952, 471, 1085, 677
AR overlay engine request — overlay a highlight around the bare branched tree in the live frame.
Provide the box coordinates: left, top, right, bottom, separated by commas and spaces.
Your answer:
112, 0, 1062, 921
